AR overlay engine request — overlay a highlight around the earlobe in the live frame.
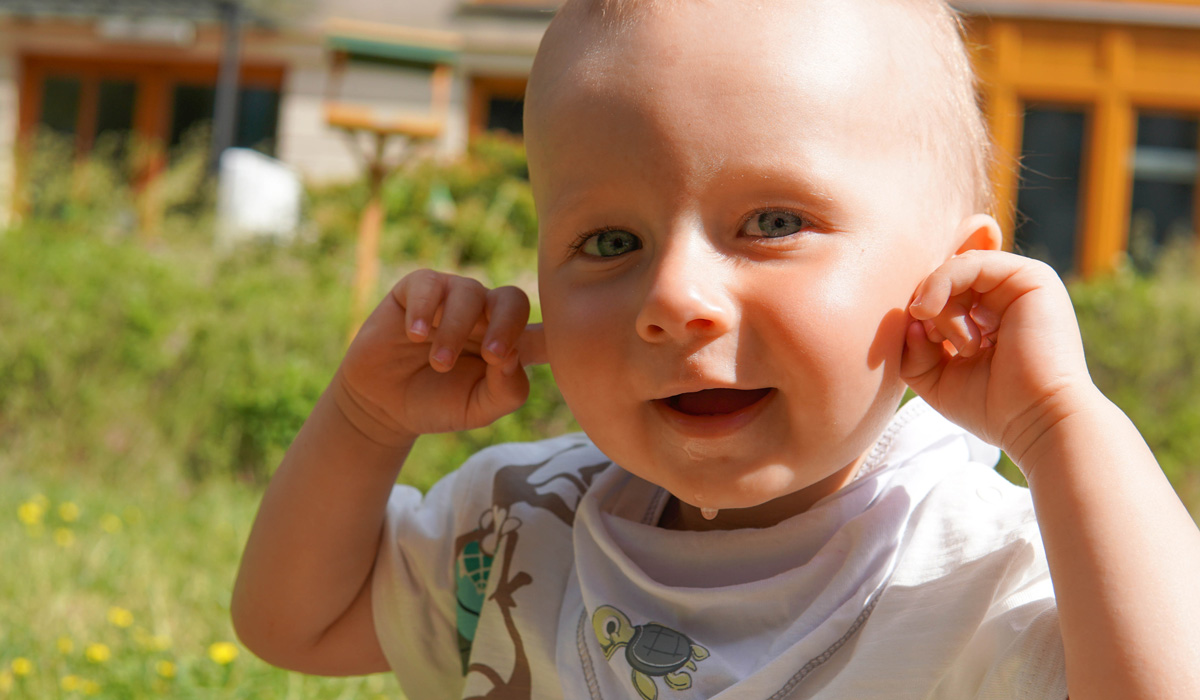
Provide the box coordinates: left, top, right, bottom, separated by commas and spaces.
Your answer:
953, 214, 1003, 255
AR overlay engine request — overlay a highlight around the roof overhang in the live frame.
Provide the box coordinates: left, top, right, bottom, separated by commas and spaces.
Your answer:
325, 18, 461, 67
953, 0, 1200, 29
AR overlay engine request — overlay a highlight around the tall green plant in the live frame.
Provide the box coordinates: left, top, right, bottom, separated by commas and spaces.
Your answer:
1070, 240, 1200, 509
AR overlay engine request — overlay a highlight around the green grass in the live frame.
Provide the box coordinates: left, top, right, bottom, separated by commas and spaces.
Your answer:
3, 132, 1198, 697
0, 472, 403, 699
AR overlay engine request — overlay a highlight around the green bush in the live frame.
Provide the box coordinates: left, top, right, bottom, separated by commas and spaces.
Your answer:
1, 135, 564, 490
307, 135, 538, 287
1070, 242, 1200, 508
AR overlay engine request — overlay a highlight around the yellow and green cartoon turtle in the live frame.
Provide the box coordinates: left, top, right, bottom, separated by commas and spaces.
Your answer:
592, 605, 710, 700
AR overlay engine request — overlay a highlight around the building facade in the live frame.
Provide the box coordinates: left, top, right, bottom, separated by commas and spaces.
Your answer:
3, 0, 1198, 277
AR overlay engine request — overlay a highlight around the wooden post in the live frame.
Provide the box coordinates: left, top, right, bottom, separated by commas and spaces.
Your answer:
1080, 29, 1136, 277
983, 21, 1025, 249
348, 132, 389, 343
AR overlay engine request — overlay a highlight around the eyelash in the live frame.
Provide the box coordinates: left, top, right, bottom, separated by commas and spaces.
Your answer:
741, 208, 816, 239
567, 207, 817, 256
567, 227, 618, 254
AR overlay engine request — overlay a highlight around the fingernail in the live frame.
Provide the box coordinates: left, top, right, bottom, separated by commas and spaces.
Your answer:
486, 340, 507, 358
910, 294, 923, 309
433, 347, 453, 366
410, 319, 429, 338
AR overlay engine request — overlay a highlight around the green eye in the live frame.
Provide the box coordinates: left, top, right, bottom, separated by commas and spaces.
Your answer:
746, 211, 807, 238
582, 230, 642, 257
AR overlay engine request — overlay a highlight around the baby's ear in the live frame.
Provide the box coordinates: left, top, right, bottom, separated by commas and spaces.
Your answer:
952, 214, 1003, 255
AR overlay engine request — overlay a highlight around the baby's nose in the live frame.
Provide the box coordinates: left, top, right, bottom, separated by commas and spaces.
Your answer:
635, 240, 735, 343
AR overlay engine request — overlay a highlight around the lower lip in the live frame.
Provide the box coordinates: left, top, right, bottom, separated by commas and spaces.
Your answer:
651, 389, 777, 439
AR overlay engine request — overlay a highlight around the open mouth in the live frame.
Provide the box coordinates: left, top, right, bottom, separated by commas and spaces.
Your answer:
661, 388, 774, 416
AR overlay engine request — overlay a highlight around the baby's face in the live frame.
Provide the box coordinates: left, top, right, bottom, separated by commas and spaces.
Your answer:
529, 0, 965, 527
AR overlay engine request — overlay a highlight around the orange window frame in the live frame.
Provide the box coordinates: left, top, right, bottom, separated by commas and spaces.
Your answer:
468, 75, 528, 138
17, 54, 284, 161
966, 17, 1200, 276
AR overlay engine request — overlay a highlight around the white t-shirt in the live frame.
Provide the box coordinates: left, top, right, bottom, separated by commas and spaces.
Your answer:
372, 399, 1068, 699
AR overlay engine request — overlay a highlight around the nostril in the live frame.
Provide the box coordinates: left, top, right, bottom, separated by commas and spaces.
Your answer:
686, 319, 714, 332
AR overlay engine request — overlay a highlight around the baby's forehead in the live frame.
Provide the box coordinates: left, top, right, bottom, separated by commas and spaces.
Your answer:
528, 0, 987, 216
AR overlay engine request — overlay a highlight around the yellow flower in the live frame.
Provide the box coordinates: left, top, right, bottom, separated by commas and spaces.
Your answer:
57, 636, 75, 654
156, 660, 176, 679
107, 606, 133, 628
82, 679, 101, 695
0, 670, 12, 692
55, 527, 75, 547
85, 643, 111, 663
100, 513, 122, 533
207, 641, 239, 665
61, 674, 82, 691
58, 501, 80, 522
10, 657, 33, 676
17, 501, 45, 525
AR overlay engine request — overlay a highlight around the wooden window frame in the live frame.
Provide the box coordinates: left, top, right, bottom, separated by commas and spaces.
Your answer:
467, 75, 527, 138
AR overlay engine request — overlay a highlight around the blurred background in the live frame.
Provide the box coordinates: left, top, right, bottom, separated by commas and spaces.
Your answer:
1, 0, 1198, 697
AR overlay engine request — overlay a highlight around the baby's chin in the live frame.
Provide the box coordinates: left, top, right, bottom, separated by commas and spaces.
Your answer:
658, 459, 859, 523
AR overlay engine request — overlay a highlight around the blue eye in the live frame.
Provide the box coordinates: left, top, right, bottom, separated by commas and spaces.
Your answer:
580, 230, 642, 257
744, 211, 808, 238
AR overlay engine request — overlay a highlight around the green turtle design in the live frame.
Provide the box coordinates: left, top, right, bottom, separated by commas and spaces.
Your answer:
592, 605, 710, 700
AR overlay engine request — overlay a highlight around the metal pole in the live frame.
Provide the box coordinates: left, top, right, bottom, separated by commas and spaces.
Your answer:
211, 0, 243, 173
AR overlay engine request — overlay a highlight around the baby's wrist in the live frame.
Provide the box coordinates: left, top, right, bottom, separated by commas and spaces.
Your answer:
329, 371, 419, 450
1004, 384, 1111, 479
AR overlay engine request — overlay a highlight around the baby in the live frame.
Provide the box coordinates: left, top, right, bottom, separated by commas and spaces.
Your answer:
232, 0, 1200, 698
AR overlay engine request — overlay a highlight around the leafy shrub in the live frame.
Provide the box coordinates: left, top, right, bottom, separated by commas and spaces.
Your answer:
1070, 241, 1200, 508
307, 135, 538, 287
1, 135, 566, 489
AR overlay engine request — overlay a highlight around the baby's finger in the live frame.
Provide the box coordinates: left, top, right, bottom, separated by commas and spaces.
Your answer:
429, 277, 487, 371
929, 298, 983, 357
900, 320, 946, 388
474, 347, 532, 420
909, 250, 1036, 322
481, 286, 531, 365
396, 270, 447, 341
517, 323, 548, 367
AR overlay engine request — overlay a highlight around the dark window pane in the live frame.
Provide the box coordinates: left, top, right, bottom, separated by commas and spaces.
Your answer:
236, 87, 280, 155
1014, 106, 1087, 276
170, 84, 216, 149
170, 84, 280, 156
1128, 113, 1198, 270
96, 80, 137, 140
486, 97, 523, 136
95, 80, 138, 159
39, 77, 81, 138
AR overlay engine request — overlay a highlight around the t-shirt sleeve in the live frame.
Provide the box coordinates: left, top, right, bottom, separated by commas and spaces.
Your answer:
960, 535, 1069, 700
370, 450, 495, 700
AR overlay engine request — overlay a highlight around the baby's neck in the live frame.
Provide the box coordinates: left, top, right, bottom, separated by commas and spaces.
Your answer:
656, 461, 863, 531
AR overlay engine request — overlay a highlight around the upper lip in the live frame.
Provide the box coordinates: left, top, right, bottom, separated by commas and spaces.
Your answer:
652, 384, 773, 401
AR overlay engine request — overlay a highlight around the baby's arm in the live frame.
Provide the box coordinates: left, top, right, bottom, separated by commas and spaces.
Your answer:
231, 271, 543, 675
903, 250, 1200, 699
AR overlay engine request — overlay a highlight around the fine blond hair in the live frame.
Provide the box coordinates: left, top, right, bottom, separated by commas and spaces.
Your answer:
544, 0, 995, 216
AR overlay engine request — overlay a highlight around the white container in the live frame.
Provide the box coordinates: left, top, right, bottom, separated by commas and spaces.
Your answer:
216, 148, 303, 249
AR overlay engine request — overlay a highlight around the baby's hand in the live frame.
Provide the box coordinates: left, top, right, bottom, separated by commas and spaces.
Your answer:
333, 270, 547, 446
901, 250, 1098, 465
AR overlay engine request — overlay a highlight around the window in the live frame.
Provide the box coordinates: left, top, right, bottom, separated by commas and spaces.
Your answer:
469, 76, 526, 137
169, 84, 281, 156
1127, 113, 1198, 270
38, 77, 81, 138
1014, 106, 1088, 276
21, 56, 284, 162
